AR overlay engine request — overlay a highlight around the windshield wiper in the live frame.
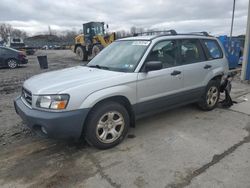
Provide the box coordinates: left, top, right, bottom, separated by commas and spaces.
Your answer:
88, 65, 110, 70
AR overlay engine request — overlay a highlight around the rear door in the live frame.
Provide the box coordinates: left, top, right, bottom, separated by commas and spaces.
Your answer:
136, 39, 185, 116
201, 39, 224, 74
179, 38, 209, 99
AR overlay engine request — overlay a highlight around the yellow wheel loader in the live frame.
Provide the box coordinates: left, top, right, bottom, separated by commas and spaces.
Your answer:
74, 22, 116, 61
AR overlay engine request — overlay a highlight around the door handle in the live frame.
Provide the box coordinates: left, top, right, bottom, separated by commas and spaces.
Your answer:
204, 65, 212, 69
171, 70, 181, 76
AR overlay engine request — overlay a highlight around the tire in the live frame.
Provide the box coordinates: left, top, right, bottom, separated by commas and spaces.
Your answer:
76, 46, 88, 61
198, 80, 220, 111
90, 44, 103, 59
7, 59, 18, 69
84, 101, 130, 149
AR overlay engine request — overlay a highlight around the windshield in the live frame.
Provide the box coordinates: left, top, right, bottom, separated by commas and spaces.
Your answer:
88, 40, 150, 72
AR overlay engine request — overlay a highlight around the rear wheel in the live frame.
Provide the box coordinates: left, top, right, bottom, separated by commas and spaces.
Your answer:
76, 46, 88, 61
198, 80, 220, 111
7, 59, 18, 69
84, 101, 130, 149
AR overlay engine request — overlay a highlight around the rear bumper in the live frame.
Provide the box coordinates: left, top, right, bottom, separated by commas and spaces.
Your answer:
19, 58, 28, 64
14, 96, 90, 140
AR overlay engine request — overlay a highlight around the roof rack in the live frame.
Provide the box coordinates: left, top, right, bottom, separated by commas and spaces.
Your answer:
177, 31, 210, 37
133, 30, 212, 40
134, 30, 177, 37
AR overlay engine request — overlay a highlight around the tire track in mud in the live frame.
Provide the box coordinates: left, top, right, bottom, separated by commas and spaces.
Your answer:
0, 75, 32, 94
0, 122, 34, 146
86, 151, 122, 188
0, 139, 98, 188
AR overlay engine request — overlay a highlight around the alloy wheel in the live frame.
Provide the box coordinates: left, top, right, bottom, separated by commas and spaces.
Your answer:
206, 86, 219, 107
96, 111, 125, 144
8, 59, 17, 69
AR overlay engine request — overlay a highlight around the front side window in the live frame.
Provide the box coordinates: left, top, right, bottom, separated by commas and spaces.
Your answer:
88, 40, 150, 72
180, 39, 205, 64
86, 28, 90, 34
203, 39, 223, 59
146, 40, 179, 68
96, 26, 104, 35
91, 27, 96, 34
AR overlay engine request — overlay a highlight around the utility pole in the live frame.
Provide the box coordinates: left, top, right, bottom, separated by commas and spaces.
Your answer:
241, 0, 250, 80
230, 0, 236, 40
48, 25, 52, 35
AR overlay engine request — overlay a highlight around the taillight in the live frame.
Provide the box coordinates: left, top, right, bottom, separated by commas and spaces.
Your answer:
18, 53, 26, 59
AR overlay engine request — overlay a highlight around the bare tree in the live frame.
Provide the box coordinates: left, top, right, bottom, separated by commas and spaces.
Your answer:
59, 30, 78, 44
137, 27, 145, 34
130, 26, 137, 35
0, 23, 12, 42
0, 23, 28, 43
12, 29, 28, 39
116, 30, 130, 39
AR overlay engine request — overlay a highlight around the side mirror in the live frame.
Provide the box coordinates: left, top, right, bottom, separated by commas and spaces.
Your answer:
144, 61, 163, 72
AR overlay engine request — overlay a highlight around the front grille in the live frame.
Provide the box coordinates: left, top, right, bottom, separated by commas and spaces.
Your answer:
22, 87, 32, 106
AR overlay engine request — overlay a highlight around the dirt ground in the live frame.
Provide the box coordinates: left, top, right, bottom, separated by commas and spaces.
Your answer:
0, 50, 85, 144
0, 50, 250, 188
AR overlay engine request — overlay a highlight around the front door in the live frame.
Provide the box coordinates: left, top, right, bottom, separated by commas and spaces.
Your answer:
136, 40, 184, 116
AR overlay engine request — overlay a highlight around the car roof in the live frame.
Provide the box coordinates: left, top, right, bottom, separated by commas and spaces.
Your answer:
118, 34, 216, 41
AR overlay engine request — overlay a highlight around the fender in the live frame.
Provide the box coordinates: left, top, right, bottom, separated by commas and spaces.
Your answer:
79, 84, 137, 109
203, 58, 229, 85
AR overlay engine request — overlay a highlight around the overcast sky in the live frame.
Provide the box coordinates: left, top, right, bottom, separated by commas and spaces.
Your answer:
0, 0, 248, 36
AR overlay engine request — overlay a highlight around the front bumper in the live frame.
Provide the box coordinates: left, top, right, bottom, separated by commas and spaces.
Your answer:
14, 96, 89, 139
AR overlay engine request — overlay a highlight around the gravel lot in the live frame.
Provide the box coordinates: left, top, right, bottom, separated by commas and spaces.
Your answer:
0, 50, 250, 188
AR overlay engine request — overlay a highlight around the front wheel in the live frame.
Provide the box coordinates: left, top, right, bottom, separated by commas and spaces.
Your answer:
84, 102, 130, 149
76, 46, 88, 61
198, 80, 220, 111
90, 45, 103, 59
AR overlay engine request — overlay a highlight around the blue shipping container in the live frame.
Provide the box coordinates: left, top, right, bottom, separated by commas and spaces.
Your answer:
217, 35, 241, 69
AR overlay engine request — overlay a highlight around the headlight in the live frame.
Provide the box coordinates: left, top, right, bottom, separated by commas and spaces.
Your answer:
36, 94, 69, 110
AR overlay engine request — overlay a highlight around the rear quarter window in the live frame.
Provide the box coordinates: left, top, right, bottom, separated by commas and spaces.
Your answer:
203, 39, 223, 59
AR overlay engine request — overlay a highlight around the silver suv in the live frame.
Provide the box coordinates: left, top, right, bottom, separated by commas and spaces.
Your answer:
14, 32, 228, 149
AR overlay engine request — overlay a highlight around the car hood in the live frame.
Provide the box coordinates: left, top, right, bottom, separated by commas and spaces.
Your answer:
23, 66, 127, 94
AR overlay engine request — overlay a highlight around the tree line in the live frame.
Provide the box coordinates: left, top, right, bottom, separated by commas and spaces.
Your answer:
0, 23, 28, 43
0, 23, 161, 43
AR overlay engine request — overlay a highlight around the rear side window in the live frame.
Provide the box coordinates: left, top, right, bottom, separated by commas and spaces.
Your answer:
180, 39, 205, 64
203, 39, 223, 59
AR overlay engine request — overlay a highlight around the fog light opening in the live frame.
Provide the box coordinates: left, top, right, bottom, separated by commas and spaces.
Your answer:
33, 125, 48, 138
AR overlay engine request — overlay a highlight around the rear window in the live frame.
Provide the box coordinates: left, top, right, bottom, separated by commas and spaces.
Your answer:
203, 39, 223, 59
180, 39, 205, 64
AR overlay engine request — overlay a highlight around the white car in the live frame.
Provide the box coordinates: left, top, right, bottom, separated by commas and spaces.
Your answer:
14, 31, 228, 149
